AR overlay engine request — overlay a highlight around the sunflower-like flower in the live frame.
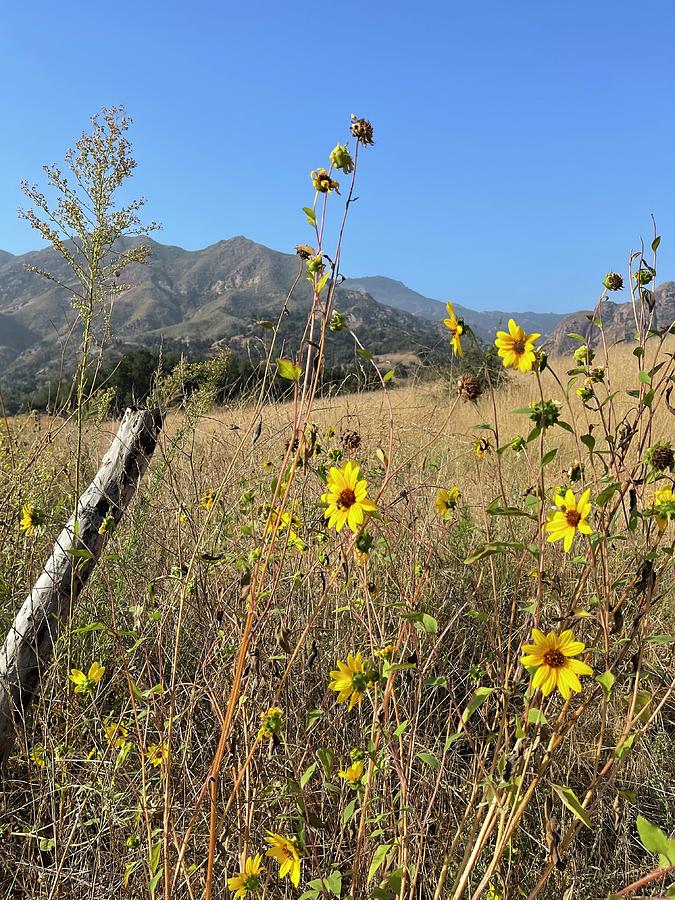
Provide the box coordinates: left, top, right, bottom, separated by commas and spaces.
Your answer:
495, 320, 540, 373
200, 490, 215, 511
653, 487, 675, 532
146, 741, 168, 768
20, 502, 44, 536
339, 758, 364, 788
435, 486, 461, 519
265, 833, 301, 887
322, 461, 377, 533
311, 167, 340, 193
104, 721, 130, 750
475, 436, 492, 461
520, 628, 593, 700
545, 488, 593, 552
443, 302, 464, 356
68, 662, 105, 695
228, 854, 265, 898
329, 652, 372, 710
266, 505, 306, 551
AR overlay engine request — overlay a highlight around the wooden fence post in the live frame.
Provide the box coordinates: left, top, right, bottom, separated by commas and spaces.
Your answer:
0, 407, 164, 765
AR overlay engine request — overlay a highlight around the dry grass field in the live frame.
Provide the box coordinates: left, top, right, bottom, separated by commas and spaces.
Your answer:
0, 337, 673, 900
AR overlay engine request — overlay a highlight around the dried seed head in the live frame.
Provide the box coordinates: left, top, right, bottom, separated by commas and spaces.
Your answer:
340, 429, 362, 452
295, 244, 315, 260
350, 115, 375, 146
456, 373, 482, 403
648, 443, 674, 472
603, 272, 624, 291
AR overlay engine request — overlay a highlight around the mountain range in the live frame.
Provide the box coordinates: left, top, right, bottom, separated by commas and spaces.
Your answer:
0, 236, 673, 396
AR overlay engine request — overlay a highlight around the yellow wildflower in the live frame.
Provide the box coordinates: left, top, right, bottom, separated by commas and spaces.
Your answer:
475, 437, 492, 461
30, 744, 46, 768
200, 490, 215, 511
545, 488, 593, 553
265, 833, 301, 887
322, 461, 377, 533
146, 741, 168, 768
443, 302, 464, 357
495, 319, 540, 373
68, 662, 105, 695
20, 502, 43, 536
105, 721, 130, 750
329, 652, 371, 710
521, 628, 593, 700
435, 486, 461, 519
653, 486, 675, 532
227, 854, 265, 897
339, 759, 364, 788
258, 706, 283, 741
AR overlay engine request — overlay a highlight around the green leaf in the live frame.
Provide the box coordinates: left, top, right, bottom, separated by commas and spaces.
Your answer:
303, 206, 317, 226
541, 448, 558, 467
596, 670, 615, 700
464, 542, 524, 565
306, 708, 324, 732
486, 497, 537, 519
368, 844, 392, 883
301, 761, 317, 788
393, 720, 409, 737
462, 687, 494, 723
417, 751, 441, 770
581, 433, 595, 452
383, 369, 395, 383
315, 272, 329, 294
317, 747, 335, 779
652, 235, 661, 252
637, 815, 675, 865
638, 370, 652, 385
256, 320, 274, 329
276, 358, 302, 382
74, 622, 107, 634
357, 348, 373, 361
527, 708, 548, 726
343, 797, 357, 824
567, 332, 587, 343
325, 870, 342, 897
596, 482, 620, 506
615, 733, 636, 759
551, 783, 592, 829
646, 633, 675, 645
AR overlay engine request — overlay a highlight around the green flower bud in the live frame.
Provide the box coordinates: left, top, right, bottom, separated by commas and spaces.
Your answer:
329, 144, 354, 174
329, 311, 346, 332
634, 266, 655, 286
573, 344, 594, 365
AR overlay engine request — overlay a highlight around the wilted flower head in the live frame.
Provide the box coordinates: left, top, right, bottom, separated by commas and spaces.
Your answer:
457, 373, 482, 402
329, 143, 354, 174
647, 443, 674, 473
311, 167, 340, 193
634, 265, 655, 286
295, 244, 315, 260
350, 115, 375, 146
603, 272, 624, 291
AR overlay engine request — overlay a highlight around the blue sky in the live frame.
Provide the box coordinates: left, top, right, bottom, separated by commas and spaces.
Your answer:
1, 0, 673, 312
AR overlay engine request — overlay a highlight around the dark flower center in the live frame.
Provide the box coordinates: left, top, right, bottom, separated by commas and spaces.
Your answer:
514, 340, 525, 354
338, 488, 356, 509
566, 509, 582, 527
543, 649, 566, 669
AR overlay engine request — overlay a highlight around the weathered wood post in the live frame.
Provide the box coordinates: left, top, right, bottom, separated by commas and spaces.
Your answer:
0, 407, 164, 765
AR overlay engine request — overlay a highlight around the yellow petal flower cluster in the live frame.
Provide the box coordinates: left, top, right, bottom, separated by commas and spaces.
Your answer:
227, 854, 265, 898
265, 833, 301, 887
495, 319, 540, 372
443, 302, 464, 357
322, 461, 377, 533
545, 488, 593, 552
68, 662, 105, 694
329, 652, 371, 710
521, 629, 593, 700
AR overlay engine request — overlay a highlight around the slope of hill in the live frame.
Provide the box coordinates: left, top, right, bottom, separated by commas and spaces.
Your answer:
0, 237, 446, 389
545, 281, 675, 355
344, 275, 566, 341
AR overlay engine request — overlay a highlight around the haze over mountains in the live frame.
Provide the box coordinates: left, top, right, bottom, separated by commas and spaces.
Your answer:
0, 235, 673, 393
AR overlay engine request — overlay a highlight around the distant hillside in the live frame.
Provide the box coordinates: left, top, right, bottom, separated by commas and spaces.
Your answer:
0, 237, 446, 391
344, 275, 566, 341
545, 281, 675, 355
